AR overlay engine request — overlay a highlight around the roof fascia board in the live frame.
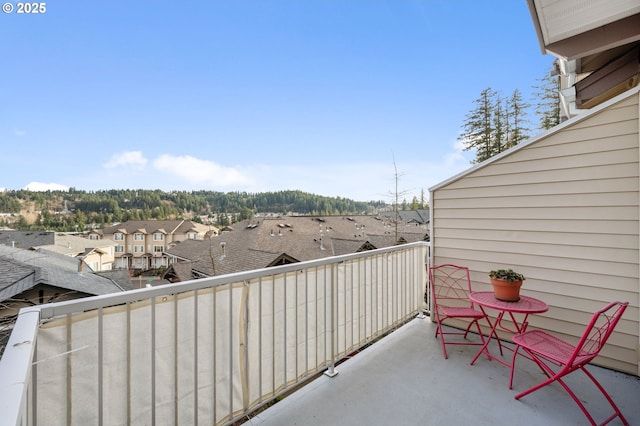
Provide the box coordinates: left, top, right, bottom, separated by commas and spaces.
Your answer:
526, 0, 547, 55
429, 85, 640, 192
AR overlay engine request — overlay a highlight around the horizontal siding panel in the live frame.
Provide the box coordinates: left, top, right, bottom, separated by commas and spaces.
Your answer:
433, 247, 639, 284
479, 148, 637, 175
432, 219, 639, 235
434, 225, 637, 248
442, 163, 638, 189
433, 192, 638, 209
434, 177, 638, 198
476, 136, 638, 171
437, 228, 638, 249
434, 206, 638, 220
530, 133, 638, 156
564, 99, 639, 129
435, 237, 637, 264
516, 273, 636, 297
520, 116, 637, 150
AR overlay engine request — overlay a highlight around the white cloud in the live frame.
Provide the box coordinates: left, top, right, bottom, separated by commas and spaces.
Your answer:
446, 137, 471, 165
24, 182, 69, 191
103, 151, 148, 170
152, 154, 255, 186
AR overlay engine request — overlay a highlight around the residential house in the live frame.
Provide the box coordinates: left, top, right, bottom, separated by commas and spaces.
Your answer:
429, 1, 640, 376
0, 245, 130, 354
95, 220, 217, 270
33, 233, 116, 272
0, 230, 116, 272
163, 215, 427, 281
379, 209, 429, 230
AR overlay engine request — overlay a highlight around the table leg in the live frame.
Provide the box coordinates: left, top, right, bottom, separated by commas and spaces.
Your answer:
470, 311, 504, 366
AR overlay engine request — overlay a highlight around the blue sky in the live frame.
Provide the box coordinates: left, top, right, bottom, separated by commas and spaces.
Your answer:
1, 1, 554, 202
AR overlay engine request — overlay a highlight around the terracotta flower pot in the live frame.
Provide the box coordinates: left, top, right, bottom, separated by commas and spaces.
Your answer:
491, 278, 523, 302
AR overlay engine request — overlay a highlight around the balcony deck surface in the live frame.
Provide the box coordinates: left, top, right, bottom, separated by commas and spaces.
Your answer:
243, 317, 639, 426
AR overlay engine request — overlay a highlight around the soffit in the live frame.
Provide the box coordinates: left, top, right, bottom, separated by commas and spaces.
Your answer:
528, 0, 640, 60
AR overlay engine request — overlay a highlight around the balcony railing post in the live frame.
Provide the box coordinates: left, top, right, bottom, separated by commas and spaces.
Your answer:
324, 263, 338, 377
0, 308, 40, 426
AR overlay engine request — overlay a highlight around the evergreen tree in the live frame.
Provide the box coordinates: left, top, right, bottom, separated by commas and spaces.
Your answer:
461, 87, 532, 163
533, 65, 561, 130
492, 93, 506, 155
506, 88, 531, 148
459, 87, 497, 163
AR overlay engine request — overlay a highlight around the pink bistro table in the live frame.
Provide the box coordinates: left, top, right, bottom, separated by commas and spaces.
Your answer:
469, 291, 549, 368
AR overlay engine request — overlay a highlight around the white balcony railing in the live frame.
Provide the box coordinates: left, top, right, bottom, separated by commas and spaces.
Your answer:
0, 242, 429, 426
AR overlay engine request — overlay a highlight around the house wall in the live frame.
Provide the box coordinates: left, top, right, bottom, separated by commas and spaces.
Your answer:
430, 89, 640, 375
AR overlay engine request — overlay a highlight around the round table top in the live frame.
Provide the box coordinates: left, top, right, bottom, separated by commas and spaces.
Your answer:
469, 291, 549, 314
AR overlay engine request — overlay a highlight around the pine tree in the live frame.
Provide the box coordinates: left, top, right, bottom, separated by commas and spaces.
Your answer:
505, 88, 531, 149
492, 93, 506, 155
533, 65, 561, 130
460, 87, 497, 163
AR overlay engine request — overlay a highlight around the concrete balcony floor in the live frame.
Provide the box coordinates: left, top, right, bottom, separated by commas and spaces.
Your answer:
243, 317, 639, 426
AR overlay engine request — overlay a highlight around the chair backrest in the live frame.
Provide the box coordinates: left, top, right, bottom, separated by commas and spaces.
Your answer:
429, 264, 474, 312
568, 301, 629, 366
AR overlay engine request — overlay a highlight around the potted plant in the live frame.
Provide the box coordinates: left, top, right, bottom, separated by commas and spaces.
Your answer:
489, 269, 525, 302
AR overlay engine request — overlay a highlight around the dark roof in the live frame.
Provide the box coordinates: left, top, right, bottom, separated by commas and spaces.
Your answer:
0, 230, 55, 250
0, 245, 127, 301
165, 215, 428, 279
101, 220, 212, 235
378, 209, 429, 225
102, 220, 185, 235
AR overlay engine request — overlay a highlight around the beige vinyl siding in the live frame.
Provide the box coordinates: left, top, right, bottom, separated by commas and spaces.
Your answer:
430, 89, 640, 375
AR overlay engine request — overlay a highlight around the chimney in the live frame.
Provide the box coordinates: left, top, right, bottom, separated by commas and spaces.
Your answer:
220, 241, 226, 257
77, 259, 83, 274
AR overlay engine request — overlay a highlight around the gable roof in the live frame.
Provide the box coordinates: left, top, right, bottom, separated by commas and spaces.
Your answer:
32, 233, 115, 258
101, 220, 214, 236
378, 209, 429, 225
165, 215, 428, 278
0, 245, 126, 302
430, 85, 640, 192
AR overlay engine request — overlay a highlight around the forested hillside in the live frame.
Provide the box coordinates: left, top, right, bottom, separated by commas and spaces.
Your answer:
0, 189, 395, 231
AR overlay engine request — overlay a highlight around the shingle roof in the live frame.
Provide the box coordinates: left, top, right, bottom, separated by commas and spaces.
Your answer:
101, 220, 213, 236
0, 230, 55, 250
102, 220, 186, 234
32, 233, 115, 257
379, 209, 430, 224
165, 215, 427, 278
0, 245, 126, 302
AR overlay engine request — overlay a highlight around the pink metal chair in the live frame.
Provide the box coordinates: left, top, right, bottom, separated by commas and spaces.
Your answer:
509, 301, 629, 426
429, 264, 499, 359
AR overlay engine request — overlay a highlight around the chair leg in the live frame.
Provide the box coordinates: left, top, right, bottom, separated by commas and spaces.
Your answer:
580, 366, 629, 426
433, 320, 449, 359
514, 360, 629, 426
